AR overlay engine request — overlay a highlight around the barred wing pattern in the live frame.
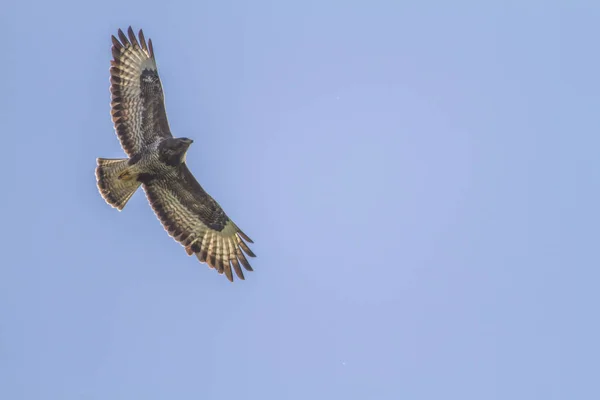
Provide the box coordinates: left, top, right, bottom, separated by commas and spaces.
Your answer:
110, 27, 172, 156
143, 164, 256, 282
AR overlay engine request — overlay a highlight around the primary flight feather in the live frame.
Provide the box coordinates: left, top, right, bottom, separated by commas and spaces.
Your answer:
95, 27, 256, 282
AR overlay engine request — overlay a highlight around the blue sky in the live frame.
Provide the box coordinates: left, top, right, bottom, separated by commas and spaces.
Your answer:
2, 1, 599, 399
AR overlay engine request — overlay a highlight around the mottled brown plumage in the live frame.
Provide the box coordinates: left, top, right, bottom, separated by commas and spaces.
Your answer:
95, 27, 256, 282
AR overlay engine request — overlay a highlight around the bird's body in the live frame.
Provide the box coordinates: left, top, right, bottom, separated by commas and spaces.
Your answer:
95, 27, 255, 282
121, 138, 192, 183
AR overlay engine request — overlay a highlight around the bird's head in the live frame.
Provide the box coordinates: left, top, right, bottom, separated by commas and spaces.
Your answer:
159, 137, 194, 166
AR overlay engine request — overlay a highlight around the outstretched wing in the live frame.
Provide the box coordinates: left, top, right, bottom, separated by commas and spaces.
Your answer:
110, 27, 172, 156
142, 164, 256, 282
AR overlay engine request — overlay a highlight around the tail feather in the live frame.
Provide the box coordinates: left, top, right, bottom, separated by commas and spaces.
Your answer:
95, 158, 141, 210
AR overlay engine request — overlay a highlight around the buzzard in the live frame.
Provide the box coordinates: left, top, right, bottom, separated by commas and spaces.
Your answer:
96, 27, 255, 282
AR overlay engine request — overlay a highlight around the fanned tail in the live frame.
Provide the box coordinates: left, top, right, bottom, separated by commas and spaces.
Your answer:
95, 158, 141, 210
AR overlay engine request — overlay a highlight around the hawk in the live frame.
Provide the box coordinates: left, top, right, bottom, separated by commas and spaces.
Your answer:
95, 27, 256, 282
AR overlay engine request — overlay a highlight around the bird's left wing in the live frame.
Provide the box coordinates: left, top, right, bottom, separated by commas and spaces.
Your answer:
142, 164, 256, 282
110, 27, 172, 156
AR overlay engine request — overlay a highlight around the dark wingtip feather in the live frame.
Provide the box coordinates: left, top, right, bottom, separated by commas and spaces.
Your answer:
148, 38, 155, 59
138, 29, 148, 52
231, 258, 245, 280
236, 249, 253, 271
127, 26, 140, 48
117, 28, 129, 46
238, 240, 256, 258
111, 35, 122, 49
111, 46, 121, 60
215, 255, 223, 274
237, 230, 254, 244
223, 262, 233, 282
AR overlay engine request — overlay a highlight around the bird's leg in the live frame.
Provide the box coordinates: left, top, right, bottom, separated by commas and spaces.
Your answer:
118, 154, 143, 181
118, 169, 135, 181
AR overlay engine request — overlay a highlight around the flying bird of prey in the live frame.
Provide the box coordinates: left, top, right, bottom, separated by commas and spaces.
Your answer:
95, 27, 255, 282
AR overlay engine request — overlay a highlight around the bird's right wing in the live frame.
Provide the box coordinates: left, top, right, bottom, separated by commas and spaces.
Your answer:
109, 27, 172, 156
142, 164, 256, 282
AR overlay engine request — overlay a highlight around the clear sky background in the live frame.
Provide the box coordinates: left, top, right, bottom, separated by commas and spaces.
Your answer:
1, 1, 599, 399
